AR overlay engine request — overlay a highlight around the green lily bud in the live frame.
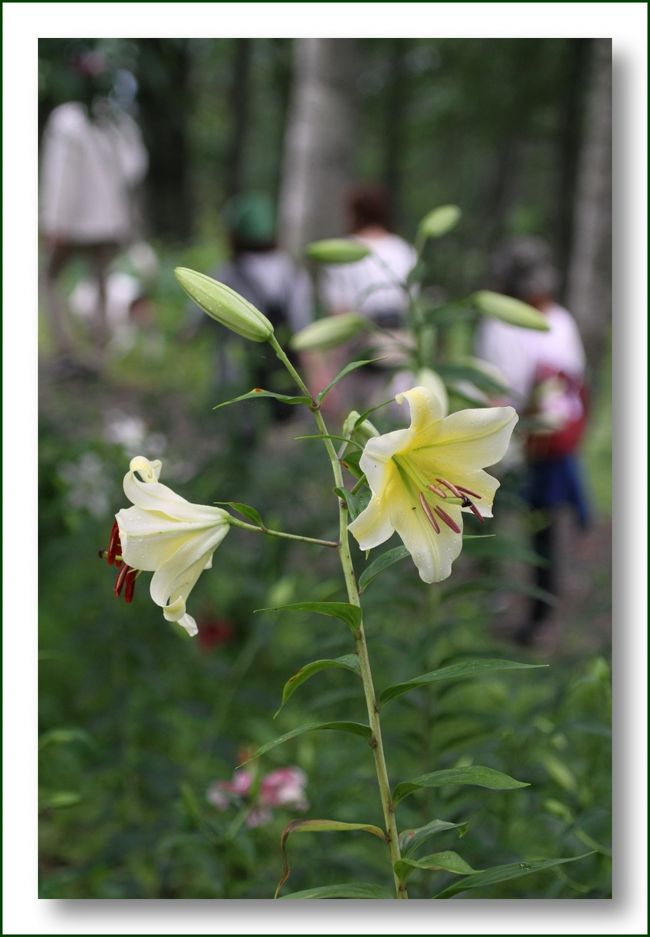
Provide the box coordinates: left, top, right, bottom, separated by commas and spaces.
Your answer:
342, 410, 380, 447
304, 239, 370, 264
417, 204, 461, 241
290, 313, 370, 352
471, 290, 550, 331
175, 267, 274, 342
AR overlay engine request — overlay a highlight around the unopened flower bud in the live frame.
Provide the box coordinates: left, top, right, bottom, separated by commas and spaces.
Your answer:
175, 267, 274, 342
342, 410, 380, 447
417, 204, 461, 241
471, 290, 550, 332
304, 239, 370, 264
290, 313, 369, 352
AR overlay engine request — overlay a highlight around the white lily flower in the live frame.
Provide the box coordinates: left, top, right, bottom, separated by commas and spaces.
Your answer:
113, 457, 230, 636
348, 386, 518, 583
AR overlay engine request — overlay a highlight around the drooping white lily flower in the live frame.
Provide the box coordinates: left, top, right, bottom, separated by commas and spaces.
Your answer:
110, 457, 230, 636
348, 386, 518, 583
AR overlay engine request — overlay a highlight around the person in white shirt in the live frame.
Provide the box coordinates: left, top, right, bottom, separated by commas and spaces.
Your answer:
318, 184, 417, 411
475, 237, 591, 646
40, 51, 148, 359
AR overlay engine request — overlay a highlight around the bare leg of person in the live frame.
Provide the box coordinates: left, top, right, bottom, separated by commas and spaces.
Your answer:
42, 241, 75, 358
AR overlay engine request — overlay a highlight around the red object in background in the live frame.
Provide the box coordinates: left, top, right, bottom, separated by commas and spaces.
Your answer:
196, 616, 235, 651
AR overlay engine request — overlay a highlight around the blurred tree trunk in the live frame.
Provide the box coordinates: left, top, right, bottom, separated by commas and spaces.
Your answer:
225, 39, 252, 199
566, 39, 612, 372
278, 39, 359, 254
383, 39, 410, 228
137, 39, 192, 241
555, 39, 591, 294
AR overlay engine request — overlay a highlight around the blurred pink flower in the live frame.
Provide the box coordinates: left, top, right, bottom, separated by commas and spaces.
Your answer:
206, 765, 308, 826
260, 767, 308, 810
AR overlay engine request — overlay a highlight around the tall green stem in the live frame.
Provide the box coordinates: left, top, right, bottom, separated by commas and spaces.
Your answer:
270, 336, 408, 899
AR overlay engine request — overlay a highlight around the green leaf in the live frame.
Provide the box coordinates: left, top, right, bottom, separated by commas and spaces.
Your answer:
335, 486, 370, 521
399, 819, 469, 857
255, 601, 362, 634
395, 850, 478, 883
318, 359, 378, 402
213, 500, 265, 528
38, 728, 96, 752
393, 765, 529, 805
435, 361, 510, 396
433, 853, 594, 898
340, 447, 364, 480
279, 882, 392, 899
275, 655, 360, 716
380, 659, 548, 706
295, 433, 362, 449
358, 545, 410, 593
276, 818, 386, 898
239, 721, 371, 766
39, 791, 82, 810
470, 290, 551, 331
213, 388, 311, 411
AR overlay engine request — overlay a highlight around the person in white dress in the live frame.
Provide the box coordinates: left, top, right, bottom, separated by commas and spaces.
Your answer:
40, 51, 148, 358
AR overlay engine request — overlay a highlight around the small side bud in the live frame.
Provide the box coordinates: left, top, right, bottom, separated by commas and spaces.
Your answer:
342, 409, 380, 447
290, 313, 370, 352
471, 290, 550, 332
304, 239, 370, 264
417, 204, 461, 241
175, 267, 274, 342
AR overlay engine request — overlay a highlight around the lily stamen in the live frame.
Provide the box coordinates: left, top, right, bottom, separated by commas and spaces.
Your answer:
418, 492, 441, 533
436, 477, 463, 499
427, 482, 448, 499
456, 484, 482, 499
434, 505, 461, 534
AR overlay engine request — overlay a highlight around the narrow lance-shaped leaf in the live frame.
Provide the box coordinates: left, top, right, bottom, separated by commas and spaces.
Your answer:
239, 721, 371, 766
380, 659, 548, 706
399, 818, 469, 858
213, 388, 312, 411
255, 601, 362, 634
358, 546, 411, 593
318, 359, 380, 402
213, 500, 265, 528
279, 882, 393, 899
433, 853, 595, 898
395, 850, 478, 884
393, 765, 529, 805
275, 655, 360, 717
335, 486, 370, 522
275, 818, 386, 898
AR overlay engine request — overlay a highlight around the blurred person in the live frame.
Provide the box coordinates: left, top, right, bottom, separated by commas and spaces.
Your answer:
475, 236, 590, 646
40, 49, 148, 361
202, 192, 314, 421
319, 184, 417, 411
69, 241, 158, 355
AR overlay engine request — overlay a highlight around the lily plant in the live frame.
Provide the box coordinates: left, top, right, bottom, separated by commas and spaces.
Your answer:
101, 209, 591, 899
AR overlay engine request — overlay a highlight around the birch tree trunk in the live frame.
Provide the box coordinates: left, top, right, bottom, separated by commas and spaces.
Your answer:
566, 39, 612, 372
278, 39, 359, 255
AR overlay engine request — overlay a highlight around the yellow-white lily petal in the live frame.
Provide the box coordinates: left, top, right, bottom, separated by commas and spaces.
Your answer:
348, 495, 395, 551
115, 456, 231, 634
349, 385, 518, 582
